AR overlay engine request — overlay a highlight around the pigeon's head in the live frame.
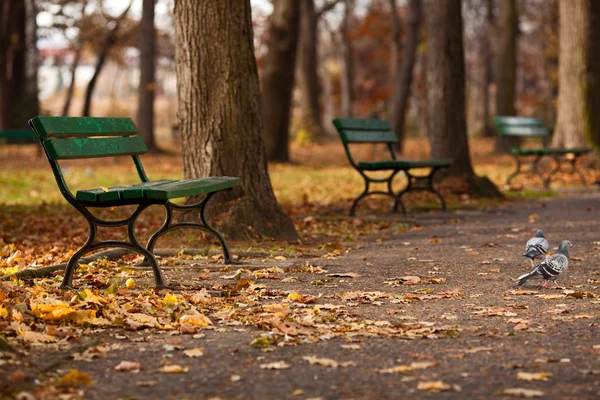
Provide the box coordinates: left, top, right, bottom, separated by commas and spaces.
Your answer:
535, 229, 544, 238
558, 240, 573, 250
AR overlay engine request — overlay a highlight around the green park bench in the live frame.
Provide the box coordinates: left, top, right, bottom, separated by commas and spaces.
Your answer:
0, 129, 37, 143
28, 116, 240, 290
333, 117, 453, 216
494, 116, 591, 189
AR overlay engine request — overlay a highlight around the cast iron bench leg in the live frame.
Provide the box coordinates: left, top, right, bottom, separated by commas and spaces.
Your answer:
60, 204, 171, 290
350, 170, 402, 216
144, 191, 235, 264
395, 167, 446, 213
349, 174, 370, 217
506, 155, 522, 186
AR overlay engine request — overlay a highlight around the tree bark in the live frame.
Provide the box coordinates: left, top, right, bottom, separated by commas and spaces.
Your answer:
494, 0, 518, 151
389, 0, 421, 152
82, 3, 132, 117
552, 0, 588, 148
62, 45, 81, 116
174, 0, 298, 240
339, 0, 355, 118
297, 0, 323, 140
0, 1, 16, 129
586, 1, 600, 152
261, 0, 301, 162
482, 0, 495, 137
137, 0, 158, 151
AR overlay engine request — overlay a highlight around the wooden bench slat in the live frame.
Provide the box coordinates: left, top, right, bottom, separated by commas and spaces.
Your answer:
511, 148, 592, 156
144, 177, 241, 200
76, 180, 177, 203
44, 136, 148, 160
494, 116, 547, 126
0, 130, 36, 141
358, 159, 453, 170
497, 126, 550, 136
333, 118, 392, 131
340, 130, 398, 143
30, 116, 138, 138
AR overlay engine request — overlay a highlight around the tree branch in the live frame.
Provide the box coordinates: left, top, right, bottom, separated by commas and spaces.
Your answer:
316, 0, 343, 18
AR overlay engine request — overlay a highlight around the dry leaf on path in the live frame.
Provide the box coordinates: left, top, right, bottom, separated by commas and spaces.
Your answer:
417, 381, 460, 392
501, 388, 545, 398
159, 364, 189, 373
183, 348, 205, 358
260, 361, 291, 370
114, 361, 141, 372
303, 355, 355, 368
516, 372, 552, 381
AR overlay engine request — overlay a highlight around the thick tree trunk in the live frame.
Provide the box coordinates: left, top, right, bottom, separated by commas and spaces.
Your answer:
297, 0, 324, 140
552, 0, 588, 149
137, 0, 158, 151
340, 0, 355, 118
586, 1, 600, 152
0, 1, 15, 129
494, 0, 518, 151
425, 0, 474, 177
261, 0, 301, 162
174, 0, 298, 240
389, 0, 421, 152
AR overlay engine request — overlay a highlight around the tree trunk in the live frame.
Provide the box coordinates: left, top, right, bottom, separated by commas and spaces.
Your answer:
82, 3, 132, 117
586, 1, 600, 152
0, 1, 15, 129
174, 0, 298, 241
482, 0, 495, 137
261, 0, 301, 162
62, 45, 81, 116
137, 0, 158, 151
297, 0, 324, 140
552, 0, 588, 148
389, 0, 421, 152
494, 0, 518, 151
339, 0, 355, 117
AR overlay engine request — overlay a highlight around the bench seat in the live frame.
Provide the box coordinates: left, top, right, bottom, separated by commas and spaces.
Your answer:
510, 148, 591, 156
76, 177, 240, 203
358, 159, 453, 171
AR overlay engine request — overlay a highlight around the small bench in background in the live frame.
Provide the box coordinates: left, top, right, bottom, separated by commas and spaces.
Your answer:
333, 117, 452, 216
29, 116, 240, 290
494, 116, 591, 189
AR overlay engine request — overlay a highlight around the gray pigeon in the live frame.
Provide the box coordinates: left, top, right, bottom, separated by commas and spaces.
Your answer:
517, 240, 572, 288
522, 229, 549, 267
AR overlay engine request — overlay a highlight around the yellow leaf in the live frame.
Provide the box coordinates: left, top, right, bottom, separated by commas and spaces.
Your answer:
125, 278, 136, 288
30, 299, 76, 321
516, 372, 552, 381
302, 355, 355, 368
417, 381, 460, 392
287, 292, 303, 302
161, 293, 179, 306
0, 305, 8, 318
22, 330, 56, 343
56, 369, 92, 386
101, 187, 109, 192
159, 364, 189, 373
179, 314, 212, 327
79, 289, 109, 306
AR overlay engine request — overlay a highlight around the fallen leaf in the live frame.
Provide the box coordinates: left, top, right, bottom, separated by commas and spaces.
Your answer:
159, 364, 189, 373
516, 372, 552, 381
56, 369, 92, 386
417, 381, 460, 392
183, 348, 205, 358
303, 355, 355, 368
327, 272, 362, 278
114, 361, 141, 372
500, 388, 545, 398
260, 361, 291, 370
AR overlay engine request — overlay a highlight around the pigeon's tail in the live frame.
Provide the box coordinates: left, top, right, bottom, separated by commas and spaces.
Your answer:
521, 251, 536, 260
516, 270, 536, 286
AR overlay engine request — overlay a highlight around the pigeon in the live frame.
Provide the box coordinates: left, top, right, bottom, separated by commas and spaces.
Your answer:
522, 229, 549, 267
517, 240, 572, 288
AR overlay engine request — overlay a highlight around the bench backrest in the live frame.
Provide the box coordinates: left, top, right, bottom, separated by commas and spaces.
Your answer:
494, 116, 551, 137
332, 118, 398, 144
28, 116, 150, 205
29, 116, 147, 160
0, 129, 37, 143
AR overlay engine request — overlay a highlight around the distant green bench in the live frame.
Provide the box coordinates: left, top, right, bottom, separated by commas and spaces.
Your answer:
333, 118, 453, 216
0, 129, 37, 143
494, 116, 591, 189
28, 116, 240, 290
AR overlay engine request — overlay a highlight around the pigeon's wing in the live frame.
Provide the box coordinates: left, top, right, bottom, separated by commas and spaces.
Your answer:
524, 237, 549, 258
537, 254, 569, 279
